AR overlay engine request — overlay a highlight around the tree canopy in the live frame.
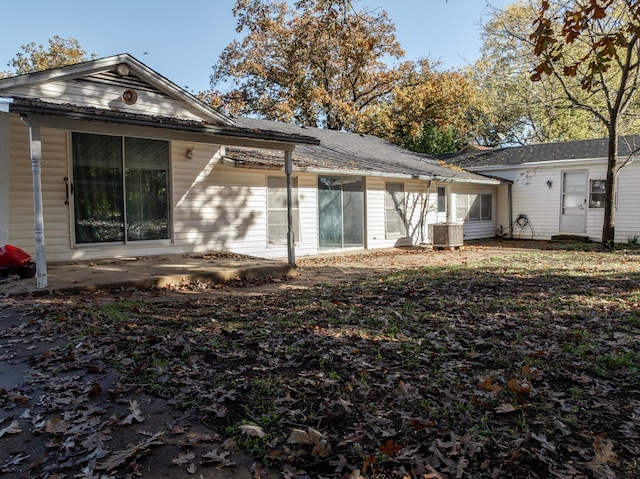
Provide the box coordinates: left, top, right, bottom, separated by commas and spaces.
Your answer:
210, 0, 414, 131
1, 36, 94, 78
473, 1, 610, 146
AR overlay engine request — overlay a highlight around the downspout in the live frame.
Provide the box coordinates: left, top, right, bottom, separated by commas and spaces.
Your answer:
285, 149, 295, 266
508, 183, 514, 238
21, 116, 48, 288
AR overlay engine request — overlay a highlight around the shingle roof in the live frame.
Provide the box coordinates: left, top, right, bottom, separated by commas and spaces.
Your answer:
229, 117, 499, 183
442, 135, 640, 169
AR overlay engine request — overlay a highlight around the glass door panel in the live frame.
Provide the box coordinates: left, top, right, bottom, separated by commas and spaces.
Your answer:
124, 138, 170, 241
318, 177, 343, 248
342, 178, 364, 247
72, 133, 124, 243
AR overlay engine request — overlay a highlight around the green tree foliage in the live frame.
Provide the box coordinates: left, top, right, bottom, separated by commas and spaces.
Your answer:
474, 1, 607, 146
210, 0, 414, 131
530, 0, 640, 247
2, 36, 94, 77
359, 60, 479, 154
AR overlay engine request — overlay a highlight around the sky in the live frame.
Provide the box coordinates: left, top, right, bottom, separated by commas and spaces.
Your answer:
0, 0, 510, 94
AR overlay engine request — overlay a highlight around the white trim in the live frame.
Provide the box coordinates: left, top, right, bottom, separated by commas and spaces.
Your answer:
0, 112, 9, 244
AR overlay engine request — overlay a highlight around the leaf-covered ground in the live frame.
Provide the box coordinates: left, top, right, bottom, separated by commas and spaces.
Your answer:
3, 245, 640, 478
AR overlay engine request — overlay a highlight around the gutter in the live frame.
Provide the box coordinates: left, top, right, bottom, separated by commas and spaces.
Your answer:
9, 97, 320, 146
225, 157, 501, 185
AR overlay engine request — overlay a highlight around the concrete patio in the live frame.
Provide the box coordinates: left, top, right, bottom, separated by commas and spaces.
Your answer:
0, 252, 296, 297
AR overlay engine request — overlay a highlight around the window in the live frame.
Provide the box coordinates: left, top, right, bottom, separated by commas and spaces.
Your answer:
72, 133, 170, 244
589, 179, 606, 208
456, 193, 492, 222
385, 182, 406, 238
267, 176, 299, 244
437, 186, 447, 213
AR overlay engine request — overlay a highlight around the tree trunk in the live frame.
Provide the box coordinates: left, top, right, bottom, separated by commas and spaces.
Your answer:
601, 129, 618, 249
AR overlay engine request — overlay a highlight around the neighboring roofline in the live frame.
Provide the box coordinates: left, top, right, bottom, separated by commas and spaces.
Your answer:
10, 97, 320, 147
0, 53, 232, 126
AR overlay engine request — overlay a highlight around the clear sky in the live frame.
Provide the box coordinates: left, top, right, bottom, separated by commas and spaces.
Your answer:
1, 0, 509, 94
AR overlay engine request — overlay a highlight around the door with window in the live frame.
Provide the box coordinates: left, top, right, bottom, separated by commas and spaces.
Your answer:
318, 176, 364, 249
72, 132, 170, 244
560, 170, 587, 232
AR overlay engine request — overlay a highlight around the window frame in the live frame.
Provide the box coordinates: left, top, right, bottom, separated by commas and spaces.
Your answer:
71, 132, 171, 245
589, 179, 606, 208
267, 176, 300, 245
437, 186, 447, 213
384, 182, 407, 239
456, 193, 492, 222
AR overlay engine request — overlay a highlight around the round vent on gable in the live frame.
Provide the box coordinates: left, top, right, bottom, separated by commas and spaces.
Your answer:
116, 63, 130, 76
121, 89, 138, 105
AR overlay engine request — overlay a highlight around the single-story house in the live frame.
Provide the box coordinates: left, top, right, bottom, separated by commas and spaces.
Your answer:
445, 137, 640, 243
0, 54, 501, 288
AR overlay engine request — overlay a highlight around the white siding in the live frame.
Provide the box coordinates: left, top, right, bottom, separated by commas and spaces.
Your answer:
477, 161, 640, 243
495, 184, 511, 237
366, 178, 437, 249
8, 116, 73, 260
613, 163, 640, 242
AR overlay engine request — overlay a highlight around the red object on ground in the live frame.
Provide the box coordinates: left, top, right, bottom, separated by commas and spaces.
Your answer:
0, 244, 32, 268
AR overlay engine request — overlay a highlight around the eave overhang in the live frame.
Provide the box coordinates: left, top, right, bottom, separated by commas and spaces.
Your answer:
8, 97, 320, 150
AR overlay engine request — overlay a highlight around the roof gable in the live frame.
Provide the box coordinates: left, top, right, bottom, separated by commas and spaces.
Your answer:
0, 54, 232, 126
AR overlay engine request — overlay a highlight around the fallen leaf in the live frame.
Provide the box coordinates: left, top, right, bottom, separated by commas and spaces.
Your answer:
379, 439, 402, 457
95, 432, 164, 471
171, 451, 196, 465
495, 403, 532, 414
202, 448, 237, 469
45, 418, 69, 435
506, 378, 531, 394
478, 376, 503, 393
0, 420, 22, 437
288, 427, 331, 457
240, 424, 266, 438
119, 399, 145, 425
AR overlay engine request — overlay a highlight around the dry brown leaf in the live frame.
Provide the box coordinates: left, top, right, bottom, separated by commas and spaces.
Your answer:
239, 424, 266, 438
506, 378, 531, 394
495, 402, 532, 414
95, 432, 164, 471
288, 427, 331, 457
171, 451, 196, 465
478, 376, 503, 393
119, 399, 145, 425
0, 420, 22, 437
45, 418, 69, 435
202, 448, 237, 469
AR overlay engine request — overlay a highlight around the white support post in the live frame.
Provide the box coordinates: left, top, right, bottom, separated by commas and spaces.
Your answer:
285, 149, 295, 266
29, 126, 48, 288
0, 112, 10, 245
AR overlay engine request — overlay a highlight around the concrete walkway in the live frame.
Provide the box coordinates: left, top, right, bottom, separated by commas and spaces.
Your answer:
0, 252, 295, 297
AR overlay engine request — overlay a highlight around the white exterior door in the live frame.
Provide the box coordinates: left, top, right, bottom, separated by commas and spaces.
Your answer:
560, 170, 587, 232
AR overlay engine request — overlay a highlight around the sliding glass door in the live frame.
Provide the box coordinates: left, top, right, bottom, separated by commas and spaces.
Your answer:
318, 176, 364, 249
72, 132, 170, 244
